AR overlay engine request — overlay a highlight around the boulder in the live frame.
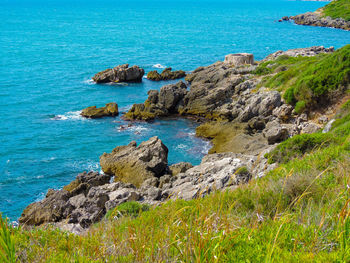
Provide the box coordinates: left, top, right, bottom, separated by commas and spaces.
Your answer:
263, 120, 289, 144
81, 103, 119, 118
147, 68, 186, 81
224, 53, 254, 66
100, 137, 169, 187
92, 64, 145, 83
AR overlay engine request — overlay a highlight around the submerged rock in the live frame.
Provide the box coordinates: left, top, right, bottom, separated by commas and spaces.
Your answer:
81, 103, 119, 118
100, 136, 169, 187
92, 64, 145, 83
147, 67, 186, 81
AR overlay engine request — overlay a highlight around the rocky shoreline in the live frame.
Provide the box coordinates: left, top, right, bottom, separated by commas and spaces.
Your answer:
19, 46, 337, 234
280, 12, 350, 31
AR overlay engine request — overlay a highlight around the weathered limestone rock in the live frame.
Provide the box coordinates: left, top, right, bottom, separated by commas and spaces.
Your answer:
224, 53, 254, 66
124, 81, 188, 120
92, 64, 145, 83
264, 46, 334, 61
169, 162, 193, 176
289, 12, 350, 31
100, 137, 169, 187
263, 120, 289, 144
147, 68, 186, 81
81, 103, 119, 118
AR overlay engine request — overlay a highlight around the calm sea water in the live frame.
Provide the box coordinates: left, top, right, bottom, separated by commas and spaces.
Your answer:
1, 0, 350, 220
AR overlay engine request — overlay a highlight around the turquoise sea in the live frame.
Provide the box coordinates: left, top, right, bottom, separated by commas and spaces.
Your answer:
1, 0, 350, 220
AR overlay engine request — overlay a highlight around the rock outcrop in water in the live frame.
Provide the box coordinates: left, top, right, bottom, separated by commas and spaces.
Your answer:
100, 136, 169, 187
279, 12, 350, 31
81, 103, 119, 118
92, 64, 145, 83
147, 67, 186, 81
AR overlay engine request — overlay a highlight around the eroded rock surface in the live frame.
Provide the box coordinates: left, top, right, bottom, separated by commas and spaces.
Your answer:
100, 136, 169, 187
147, 67, 186, 81
92, 64, 145, 83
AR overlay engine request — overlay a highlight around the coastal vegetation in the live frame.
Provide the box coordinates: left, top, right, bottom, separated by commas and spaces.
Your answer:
1, 98, 349, 262
256, 44, 350, 113
321, 0, 350, 21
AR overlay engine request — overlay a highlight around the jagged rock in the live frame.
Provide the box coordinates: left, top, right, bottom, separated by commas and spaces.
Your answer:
63, 171, 111, 195
81, 103, 119, 118
100, 137, 169, 187
19, 190, 73, 226
124, 81, 188, 120
263, 46, 334, 61
224, 53, 254, 66
169, 162, 193, 176
263, 120, 289, 144
92, 64, 145, 83
147, 68, 186, 81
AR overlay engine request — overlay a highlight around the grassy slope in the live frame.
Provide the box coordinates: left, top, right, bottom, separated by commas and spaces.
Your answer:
256, 45, 350, 113
321, 0, 350, 21
0, 100, 349, 262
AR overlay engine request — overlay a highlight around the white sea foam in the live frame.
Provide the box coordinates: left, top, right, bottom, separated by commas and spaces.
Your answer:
153, 64, 166, 69
83, 79, 95, 85
51, 111, 83, 121
176, 144, 187, 150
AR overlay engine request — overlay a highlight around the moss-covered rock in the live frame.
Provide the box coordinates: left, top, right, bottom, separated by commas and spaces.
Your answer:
81, 103, 118, 118
92, 64, 145, 83
196, 121, 268, 155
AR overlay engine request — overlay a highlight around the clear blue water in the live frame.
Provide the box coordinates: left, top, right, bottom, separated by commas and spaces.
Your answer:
1, 0, 349, 220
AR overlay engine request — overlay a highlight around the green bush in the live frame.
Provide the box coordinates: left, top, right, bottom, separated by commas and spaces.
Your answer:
262, 45, 350, 111
266, 133, 336, 164
321, 0, 350, 21
294, 100, 306, 114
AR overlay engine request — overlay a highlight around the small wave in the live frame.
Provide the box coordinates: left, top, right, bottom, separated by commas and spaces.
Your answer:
51, 111, 83, 121
153, 64, 166, 69
36, 175, 44, 179
83, 79, 95, 85
176, 144, 187, 150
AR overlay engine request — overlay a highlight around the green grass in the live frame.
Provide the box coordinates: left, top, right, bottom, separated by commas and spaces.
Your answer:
256, 45, 350, 113
321, 0, 350, 21
105, 201, 150, 219
0, 215, 16, 263
6, 99, 350, 262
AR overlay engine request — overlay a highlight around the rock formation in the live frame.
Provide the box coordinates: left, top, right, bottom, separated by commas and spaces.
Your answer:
147, 67, 186, 81
263, 46, 334, 61
92, 64, 145, 83
81, 103, 119, 118
100, 136, 169, 187
279, 12, 350, 31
